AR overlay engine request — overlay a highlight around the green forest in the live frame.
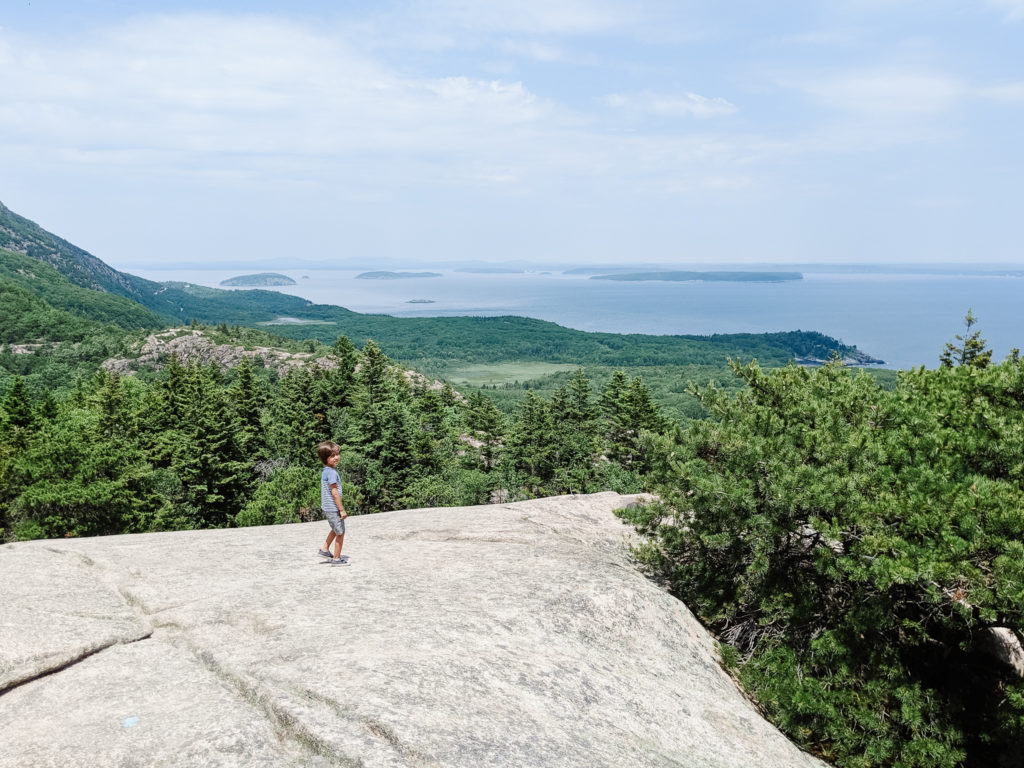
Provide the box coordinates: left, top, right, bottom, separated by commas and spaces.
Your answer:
2, 199, 1023, 766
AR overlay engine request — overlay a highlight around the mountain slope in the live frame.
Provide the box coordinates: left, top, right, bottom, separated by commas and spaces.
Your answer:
0, 248, 161, 329
0, 200, 346, 326
0, 276, 108, 345
0, 200, 143, 296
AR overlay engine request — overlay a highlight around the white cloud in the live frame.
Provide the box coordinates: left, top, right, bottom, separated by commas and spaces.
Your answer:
606, 91, 738, 119
0, 15, 566, 187
0, 10, 770, 216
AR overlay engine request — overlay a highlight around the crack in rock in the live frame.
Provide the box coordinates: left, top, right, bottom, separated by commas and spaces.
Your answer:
0, 630, 153, 697
187, 647, 365, 767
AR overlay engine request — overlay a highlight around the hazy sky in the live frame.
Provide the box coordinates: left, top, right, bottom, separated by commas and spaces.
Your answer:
2, 1, 1023, 268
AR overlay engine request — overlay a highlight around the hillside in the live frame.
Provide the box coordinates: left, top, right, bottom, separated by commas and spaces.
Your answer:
0, 201, 346, 326
0, 493, 825, 768
0, 200, 879, 368
0, 247, 161, 330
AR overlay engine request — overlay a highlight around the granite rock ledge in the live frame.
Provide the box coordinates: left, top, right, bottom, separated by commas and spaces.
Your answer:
0, 492, 826, 768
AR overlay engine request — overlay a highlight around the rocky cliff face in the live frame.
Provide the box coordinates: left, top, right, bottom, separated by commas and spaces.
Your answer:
0, 493, 825, 768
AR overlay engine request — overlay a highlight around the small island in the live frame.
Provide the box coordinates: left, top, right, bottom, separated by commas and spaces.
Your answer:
220, 272, 296, 286
355, 271, 443, 280
591, 271, 802, 283
406, 299, 436, 304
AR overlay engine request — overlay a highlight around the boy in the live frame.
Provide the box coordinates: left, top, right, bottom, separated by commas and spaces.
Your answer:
316, 441, 349, 565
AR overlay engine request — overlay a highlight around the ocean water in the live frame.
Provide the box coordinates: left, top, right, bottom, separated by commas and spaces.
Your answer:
129, 268, 1024, 370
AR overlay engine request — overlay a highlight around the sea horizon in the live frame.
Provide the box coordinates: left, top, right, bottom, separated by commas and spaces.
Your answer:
125, 265, 1024, 371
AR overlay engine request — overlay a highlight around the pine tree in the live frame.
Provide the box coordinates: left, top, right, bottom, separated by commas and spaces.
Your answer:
266, 367, 330, 464
318, 334, 358, 417
171, 368, 249, 528
1, 377, 34, 434
357, 339, 401, 407
230, 357, 267, 458
93, 371, 127, 439
11, 391, 161, 538
465, 391, 505, 471
549, 370, 600, 492
439, 382, 459, 408
505, 391, 556, 492
940, 308, 993, 369
332, 334, 359, 377
599, 370, 631, 462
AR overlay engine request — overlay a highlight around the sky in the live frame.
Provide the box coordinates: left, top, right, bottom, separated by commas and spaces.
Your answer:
1, 0, 1023, 268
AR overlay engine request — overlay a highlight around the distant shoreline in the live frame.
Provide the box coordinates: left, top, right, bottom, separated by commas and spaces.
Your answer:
591, 271, 802, 283
356, 271, 442, 280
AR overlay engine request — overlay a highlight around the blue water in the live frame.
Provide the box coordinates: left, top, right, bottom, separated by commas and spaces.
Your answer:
131, 268, 1024, 370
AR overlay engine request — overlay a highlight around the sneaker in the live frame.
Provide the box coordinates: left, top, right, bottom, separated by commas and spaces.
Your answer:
329, 557, 350, 565
317, 549, 332, 558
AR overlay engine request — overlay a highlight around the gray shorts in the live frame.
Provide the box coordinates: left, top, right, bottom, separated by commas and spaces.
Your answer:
323, 508, 346, 535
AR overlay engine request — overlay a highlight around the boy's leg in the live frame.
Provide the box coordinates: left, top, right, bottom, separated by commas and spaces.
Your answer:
333, 533, 344, 558
323, 530, 337, 551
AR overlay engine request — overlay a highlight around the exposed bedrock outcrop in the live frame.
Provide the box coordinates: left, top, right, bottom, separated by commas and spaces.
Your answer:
101, 328, 338, 376
0, 493, 825, 768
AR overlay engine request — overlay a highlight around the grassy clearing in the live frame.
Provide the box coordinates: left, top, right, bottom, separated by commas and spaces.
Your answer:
437, 362, 580, 386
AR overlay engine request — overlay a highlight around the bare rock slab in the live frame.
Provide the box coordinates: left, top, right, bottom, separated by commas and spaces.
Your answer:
0, 492, 826, 768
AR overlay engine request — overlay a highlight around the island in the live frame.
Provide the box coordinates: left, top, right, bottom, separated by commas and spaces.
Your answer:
591, 271, 802, 283
355, 271, 443, 280
406, 299, 436, 303
220, 272, 296, 286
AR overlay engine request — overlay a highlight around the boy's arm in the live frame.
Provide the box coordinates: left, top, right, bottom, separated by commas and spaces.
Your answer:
330, 484, 346, 518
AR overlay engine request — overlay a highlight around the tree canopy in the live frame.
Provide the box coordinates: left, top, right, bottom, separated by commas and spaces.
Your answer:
621, 351, 1024, 767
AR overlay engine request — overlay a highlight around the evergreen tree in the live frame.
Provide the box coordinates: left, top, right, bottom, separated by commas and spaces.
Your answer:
439, 381, 459, 408
343, 393, 419, 513
11, 395, 160, 538
230, 356, 267, 458
357, 339, 401, 407
549, 369, 600, 492
93, 370, 128, 439
332, 334, 359, 378
599, 370, 632, 463
170, 368, 249, 528
940, 308, 993, 369
464, 390, 504, 472
36, 392, 58, 423
505, 391, 556, 493
266, 367, 330, 464
317, 334, 359, 421
1, 376, 34, 437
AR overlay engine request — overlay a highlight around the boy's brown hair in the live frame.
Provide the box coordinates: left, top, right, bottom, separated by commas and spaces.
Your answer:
316, 441, 342, 466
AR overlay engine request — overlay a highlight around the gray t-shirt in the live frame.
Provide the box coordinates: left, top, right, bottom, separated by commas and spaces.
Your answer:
321, 466, 342, 512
